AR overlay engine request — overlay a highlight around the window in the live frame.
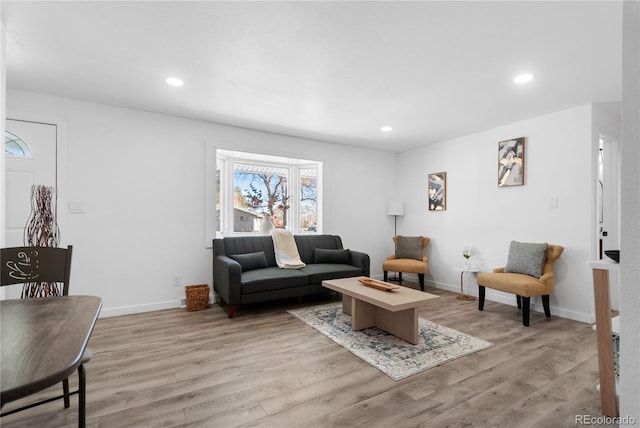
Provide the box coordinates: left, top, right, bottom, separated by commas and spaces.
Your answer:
4, 130, 31, 157
214, 149, 322, 236
300, 167, 319, 232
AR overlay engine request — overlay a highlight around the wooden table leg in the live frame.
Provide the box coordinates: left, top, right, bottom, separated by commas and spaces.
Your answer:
593, 268, 619, 417
342, 294, 352, 315
351, 298, 376, 330
348, 298, 420, 345
375, 307, 419, 344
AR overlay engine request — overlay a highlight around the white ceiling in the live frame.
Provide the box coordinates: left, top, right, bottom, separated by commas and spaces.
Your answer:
1, 1, 622, 153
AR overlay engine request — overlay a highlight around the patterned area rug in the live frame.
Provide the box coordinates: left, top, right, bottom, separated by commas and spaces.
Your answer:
288, 302, 493, 381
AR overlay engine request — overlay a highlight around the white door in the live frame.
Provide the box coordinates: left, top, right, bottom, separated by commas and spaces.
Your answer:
4, 119, 58, 298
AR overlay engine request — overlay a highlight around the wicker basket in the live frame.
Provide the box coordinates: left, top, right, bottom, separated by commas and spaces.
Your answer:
185, 284, 210, 312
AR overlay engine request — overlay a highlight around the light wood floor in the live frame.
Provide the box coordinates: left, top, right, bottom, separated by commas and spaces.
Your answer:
1, 284, 618, 428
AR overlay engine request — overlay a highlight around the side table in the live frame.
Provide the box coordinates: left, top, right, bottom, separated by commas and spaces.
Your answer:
453, 267, 480, 301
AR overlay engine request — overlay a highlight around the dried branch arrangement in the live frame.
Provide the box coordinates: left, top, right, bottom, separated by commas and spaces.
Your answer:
22, 185, 61, 298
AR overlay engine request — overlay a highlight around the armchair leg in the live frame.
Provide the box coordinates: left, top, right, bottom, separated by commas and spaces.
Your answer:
516, 295, 522, 309
522, 297, 531, 326
478, 286, 485, 311
384, 271, 388, 282
398, 273, 403, 285
418, 274, 424, 291
542, 295, 551, 318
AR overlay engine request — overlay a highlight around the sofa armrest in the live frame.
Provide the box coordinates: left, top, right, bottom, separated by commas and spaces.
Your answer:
213, 255, 242, 306
349, 250, 370, 277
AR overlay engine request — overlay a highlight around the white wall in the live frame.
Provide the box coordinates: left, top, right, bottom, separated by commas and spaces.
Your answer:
4, 89, 623, 325
0, 20, 5, 302
6, 89, 396, 316
396, 104, 608, 323
620, 0, 640, 419
1, 19, 6, 248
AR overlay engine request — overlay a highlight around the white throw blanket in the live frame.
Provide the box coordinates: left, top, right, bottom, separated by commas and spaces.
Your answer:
272, 229, 306, 269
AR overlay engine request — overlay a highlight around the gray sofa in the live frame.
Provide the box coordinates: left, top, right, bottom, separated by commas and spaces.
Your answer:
213, 234, 370, 318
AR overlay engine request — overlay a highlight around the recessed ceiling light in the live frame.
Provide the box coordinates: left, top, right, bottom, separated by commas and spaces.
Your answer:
513, 73, 534, 84
166, 77, 184, 87
381, 126, 393, 132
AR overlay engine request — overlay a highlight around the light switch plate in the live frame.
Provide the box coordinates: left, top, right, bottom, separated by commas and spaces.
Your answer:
69, 201, 86, 213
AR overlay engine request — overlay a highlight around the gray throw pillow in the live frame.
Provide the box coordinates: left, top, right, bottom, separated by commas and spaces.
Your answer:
395, 236, 423, 260
314, 248, 351, 264
229, 251, 269, 272
504, 241, 548, 278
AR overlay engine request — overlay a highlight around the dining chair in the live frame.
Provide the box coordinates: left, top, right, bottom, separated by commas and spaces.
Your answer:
0, 245, 91, 425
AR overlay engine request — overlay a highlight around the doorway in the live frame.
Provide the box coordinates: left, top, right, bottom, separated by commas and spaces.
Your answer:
597, 136, 620, 310
3, 118, 58, 299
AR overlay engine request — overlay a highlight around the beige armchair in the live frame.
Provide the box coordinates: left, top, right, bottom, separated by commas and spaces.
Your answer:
383, 236, 430, 291
477, 243, 564, 326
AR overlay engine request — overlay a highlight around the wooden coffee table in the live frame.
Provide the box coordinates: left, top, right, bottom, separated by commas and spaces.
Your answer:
322, 276, 439, 344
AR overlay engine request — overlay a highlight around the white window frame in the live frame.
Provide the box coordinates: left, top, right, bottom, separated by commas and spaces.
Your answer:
205, 145, 322, 245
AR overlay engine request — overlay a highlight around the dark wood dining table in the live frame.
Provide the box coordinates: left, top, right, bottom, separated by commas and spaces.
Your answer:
1, 295, 102, 426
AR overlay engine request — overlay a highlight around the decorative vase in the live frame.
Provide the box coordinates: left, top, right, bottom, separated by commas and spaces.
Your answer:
23, 185, 61, 298
462, 244, 472, 270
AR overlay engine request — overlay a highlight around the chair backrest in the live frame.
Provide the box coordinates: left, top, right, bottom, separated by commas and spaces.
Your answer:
543, 244, 564, 275
1, 246, 73, 296
392, 236, 431, 254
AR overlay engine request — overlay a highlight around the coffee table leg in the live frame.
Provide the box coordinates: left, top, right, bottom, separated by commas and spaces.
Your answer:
351, 298, 376, 330
342, 295, 352, 315
375, 307, 419, 344
348, 298, 420, 345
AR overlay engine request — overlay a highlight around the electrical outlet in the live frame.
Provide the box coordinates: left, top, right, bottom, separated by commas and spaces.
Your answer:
173, 275, 181, 287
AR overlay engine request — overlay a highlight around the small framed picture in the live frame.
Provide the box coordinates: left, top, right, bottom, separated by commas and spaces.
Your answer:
428, 172, 446, 211
498, 137, 525, 187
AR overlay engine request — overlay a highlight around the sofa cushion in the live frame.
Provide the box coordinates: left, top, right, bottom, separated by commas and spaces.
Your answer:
223, 236, 277, 266
504, 241, 548, 278
396, 236, 423, 260
229, 251, 269, 272
294, 235, 343, 264
314, 248, 351, 264
240, 267, 309, 294
299, 264, 363, 284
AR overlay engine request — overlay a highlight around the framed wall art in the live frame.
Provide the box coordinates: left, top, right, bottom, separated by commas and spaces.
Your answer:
428, 171, 446, 211
498, 137, 525, 187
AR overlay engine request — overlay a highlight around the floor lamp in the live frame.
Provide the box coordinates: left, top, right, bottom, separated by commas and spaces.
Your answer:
387, 200, 404, 281
388, 200, 404, 237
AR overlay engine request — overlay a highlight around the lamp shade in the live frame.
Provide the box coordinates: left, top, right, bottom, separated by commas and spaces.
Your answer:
387, 200, 404, 216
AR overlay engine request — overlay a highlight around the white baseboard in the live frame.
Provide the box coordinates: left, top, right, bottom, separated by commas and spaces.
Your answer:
99, 300, 181, 318
101, 293, 220, 318
425, 277, 594, 324
99, 278, 594, 325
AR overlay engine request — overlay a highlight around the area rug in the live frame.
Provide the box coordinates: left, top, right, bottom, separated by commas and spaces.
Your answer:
288, 302, 493, 381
